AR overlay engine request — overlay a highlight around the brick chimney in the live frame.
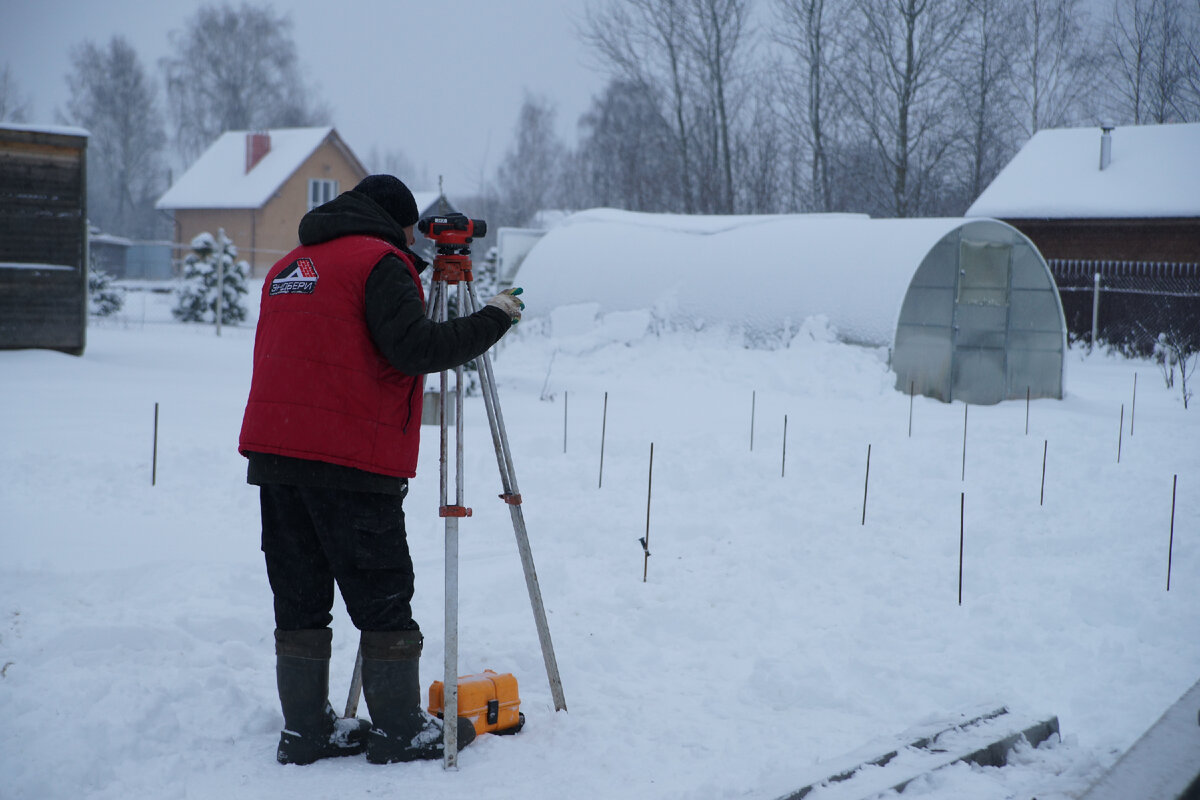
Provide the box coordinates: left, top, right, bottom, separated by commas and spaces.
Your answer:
245, 131, 271, 173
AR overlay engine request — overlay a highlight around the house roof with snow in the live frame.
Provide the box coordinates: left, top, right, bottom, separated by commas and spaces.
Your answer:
966, 123, 1200, 220
156, 126, 366, 210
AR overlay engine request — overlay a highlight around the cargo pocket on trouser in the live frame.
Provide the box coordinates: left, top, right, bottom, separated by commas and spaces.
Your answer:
344, 494, 418, 631
351, 495, 411, 571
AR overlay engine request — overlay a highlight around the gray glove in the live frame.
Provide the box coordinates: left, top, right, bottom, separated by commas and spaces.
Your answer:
486, 287, 525, 324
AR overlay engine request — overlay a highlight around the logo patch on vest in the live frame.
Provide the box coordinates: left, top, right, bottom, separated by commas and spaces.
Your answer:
270, 258, 319, 295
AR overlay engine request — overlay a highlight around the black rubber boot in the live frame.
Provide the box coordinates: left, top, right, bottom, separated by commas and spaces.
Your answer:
359, 630, 477, 764
275, 628, 372, 765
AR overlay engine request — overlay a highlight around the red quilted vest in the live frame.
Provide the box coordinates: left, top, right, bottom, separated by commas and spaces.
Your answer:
239, 236, 426, 477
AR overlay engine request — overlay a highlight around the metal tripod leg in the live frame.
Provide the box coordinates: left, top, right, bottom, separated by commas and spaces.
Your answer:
434, 277, 464, 768
463, 281, 567, 713
344, 269, 566, 771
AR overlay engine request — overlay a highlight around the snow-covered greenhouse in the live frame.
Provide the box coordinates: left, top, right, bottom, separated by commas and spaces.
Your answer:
515, 210, 1067, 405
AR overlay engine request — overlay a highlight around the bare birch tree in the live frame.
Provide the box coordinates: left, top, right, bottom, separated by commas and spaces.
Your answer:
161, 3, 329, 163
1010, 0, 1097, 136
63, 37, 167, 237
493, 93, 566, 227
581, 0, 700, 211
950, 0, 1021, 204
0, 64, 31, 123
683, 0, 753, 213
1106, 0, 1200, 123
774, 0, 851, 211
574, 79, 678, 210
840, 0, 966, 217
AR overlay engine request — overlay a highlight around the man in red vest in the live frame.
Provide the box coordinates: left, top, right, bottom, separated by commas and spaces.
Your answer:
239, 175, 524, 765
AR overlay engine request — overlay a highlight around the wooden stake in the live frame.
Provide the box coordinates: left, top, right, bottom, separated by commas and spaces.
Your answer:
1167, 474, 1177, 591
1040, 440, 1048, 506
1130, 373, 1137, 436
781, 415, 788, 478
152, 402, 159, 486
598, 392, 608, 488
1117, 404, 1124, 464
861, 444, 871, 526
908, 381, 914, 438
641, 443, 654, 582
958, 492, 965, 606
961, 404, 969, 482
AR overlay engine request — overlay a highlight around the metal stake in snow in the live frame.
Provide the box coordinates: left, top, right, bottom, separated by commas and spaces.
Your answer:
1040, 440, 1048, 507
1025, 386, 1031, 435
1167, 474, 1177, 591
640, 443, 654, 582
1130, 373, 1137, 436
563, 391, 568, 453
781, 415, 788, 478
152, 402, 159, 486
750, 390, 756, 451
599, 391, 608, 488
958, 493, 965, 606
862, 444, 871, 525
908, 381, 915, 437
1117, 404, 1124, 464
961, 404, 969, 482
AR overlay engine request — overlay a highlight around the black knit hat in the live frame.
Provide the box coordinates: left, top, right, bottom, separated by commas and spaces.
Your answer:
354, 174, 420, 228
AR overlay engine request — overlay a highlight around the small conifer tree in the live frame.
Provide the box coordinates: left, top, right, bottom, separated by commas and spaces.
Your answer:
173, 229, 249, 324
87, 254, 125, 317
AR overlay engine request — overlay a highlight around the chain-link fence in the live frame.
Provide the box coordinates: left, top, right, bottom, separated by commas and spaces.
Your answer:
1050, 260, 1200, 356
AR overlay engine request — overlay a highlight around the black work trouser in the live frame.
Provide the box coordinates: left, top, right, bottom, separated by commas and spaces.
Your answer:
260, 483, 421, 633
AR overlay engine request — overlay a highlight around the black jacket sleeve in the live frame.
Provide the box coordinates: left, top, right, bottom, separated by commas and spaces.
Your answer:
364, 254, 511, 376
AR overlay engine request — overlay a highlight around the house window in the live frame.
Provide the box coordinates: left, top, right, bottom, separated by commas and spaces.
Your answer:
308, 179, 338, 210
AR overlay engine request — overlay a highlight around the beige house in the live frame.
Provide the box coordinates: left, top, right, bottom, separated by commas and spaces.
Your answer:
156, 127, 368, 277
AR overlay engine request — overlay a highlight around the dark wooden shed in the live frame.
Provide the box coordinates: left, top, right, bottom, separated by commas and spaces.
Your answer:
967, 123, 1200, 352
0, 124, 89, 355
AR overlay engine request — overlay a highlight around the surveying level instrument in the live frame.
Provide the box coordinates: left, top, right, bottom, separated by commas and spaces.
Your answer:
344, 212, 566, 769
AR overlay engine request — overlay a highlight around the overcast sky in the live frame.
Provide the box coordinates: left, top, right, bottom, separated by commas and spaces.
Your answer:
1, 0, 606, 196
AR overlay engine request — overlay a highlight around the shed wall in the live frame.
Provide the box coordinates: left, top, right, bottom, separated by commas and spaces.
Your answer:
0, 127, 88, 354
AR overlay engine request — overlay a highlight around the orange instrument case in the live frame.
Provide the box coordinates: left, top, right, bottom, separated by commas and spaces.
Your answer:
428, 670, 524, 736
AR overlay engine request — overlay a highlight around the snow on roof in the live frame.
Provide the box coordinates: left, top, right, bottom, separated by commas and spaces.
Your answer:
966, 122, 1200, 219
516, 208, 982, 345
156, 127, 337, 210
412, 192, 454, 216
0, 122, 89, 138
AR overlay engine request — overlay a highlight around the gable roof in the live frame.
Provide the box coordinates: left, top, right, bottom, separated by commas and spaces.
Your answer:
412, 192, 456, 217
156, 127, 365, 211
966, 122, 1200, 220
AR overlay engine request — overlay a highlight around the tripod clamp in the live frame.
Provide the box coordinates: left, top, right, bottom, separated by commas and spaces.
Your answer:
431, 250, 473, 284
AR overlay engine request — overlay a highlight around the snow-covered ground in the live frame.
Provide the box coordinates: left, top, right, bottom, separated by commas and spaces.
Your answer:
2, 287, 1197, 800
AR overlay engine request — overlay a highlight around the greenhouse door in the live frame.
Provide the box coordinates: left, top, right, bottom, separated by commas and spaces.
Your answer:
951, 239, 1011, 404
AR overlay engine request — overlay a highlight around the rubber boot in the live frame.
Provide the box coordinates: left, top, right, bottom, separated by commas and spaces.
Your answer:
359, 630, 476, 764
275, 628, 371, 765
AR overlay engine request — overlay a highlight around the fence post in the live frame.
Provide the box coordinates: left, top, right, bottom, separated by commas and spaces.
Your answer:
1091, 272, 1101, 350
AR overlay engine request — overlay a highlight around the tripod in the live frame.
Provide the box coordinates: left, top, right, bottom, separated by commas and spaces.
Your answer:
344, 225, 566, 769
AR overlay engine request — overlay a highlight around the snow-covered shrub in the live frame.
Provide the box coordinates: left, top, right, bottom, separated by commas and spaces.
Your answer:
173, 229, 249, 324
1156, 330, 1197, 409
87, 259, 124, 317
